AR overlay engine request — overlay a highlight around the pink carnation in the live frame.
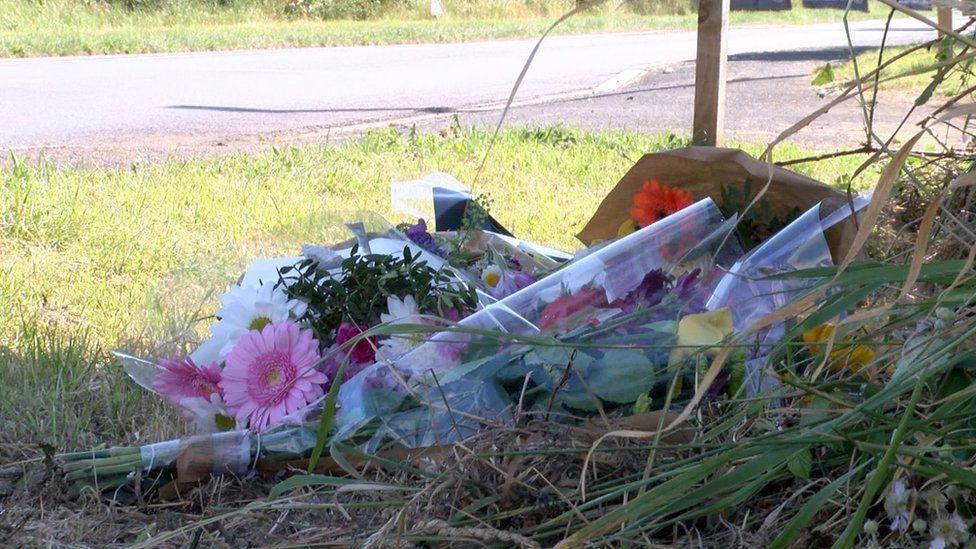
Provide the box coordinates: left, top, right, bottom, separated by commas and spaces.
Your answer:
219, 321, 327, 432
153, 356, 222, 405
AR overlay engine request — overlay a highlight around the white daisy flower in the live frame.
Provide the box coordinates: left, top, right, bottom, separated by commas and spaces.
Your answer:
191, 282, 307, 365
929, 513, 969, 549
381, 294, 420, 324
377, 295, 424, 362
178, 394, 241, 433
481, 265, 502, 288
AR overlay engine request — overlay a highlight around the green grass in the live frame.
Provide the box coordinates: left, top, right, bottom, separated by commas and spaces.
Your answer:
0, 126, 869, 459
819, 39, 976, 99
0, 0, 908, 57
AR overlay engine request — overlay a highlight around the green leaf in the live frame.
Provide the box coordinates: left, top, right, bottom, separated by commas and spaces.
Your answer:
832, 380, 926, 548
937, 368, 971, 401
563, 445, 788, 542
268, 475, 407, 500
452, 496, 498, 522
787, 447, 812, 481
268, 474, 348, 499
328, 442, 364, 479
799, 397, 835, 427
811, 63, 836, 86
796, 282, 881, 333
632, 393, 652, 415
586, 349, 660, 403
308, 358, 346, 473
915, 67, 947, 106
915, 456, 976, 491
330, 441, 436, 478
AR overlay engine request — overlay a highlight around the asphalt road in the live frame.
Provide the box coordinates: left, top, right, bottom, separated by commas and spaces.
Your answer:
437, 45, 926, 150
0, 17, 946, 160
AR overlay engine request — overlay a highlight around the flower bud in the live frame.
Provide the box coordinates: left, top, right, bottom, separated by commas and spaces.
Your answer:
935, 307, 955, 322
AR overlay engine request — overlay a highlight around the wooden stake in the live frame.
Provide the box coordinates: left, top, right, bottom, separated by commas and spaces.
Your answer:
937, 6, 952, 39
693, 0, 730, 146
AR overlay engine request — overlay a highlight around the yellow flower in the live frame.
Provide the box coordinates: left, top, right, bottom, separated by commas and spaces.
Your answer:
617, 218, 637, 238
802, 323, 874, 373
828, 344, 874, 373
670, 307, 733, 365
801, 324, 835, 354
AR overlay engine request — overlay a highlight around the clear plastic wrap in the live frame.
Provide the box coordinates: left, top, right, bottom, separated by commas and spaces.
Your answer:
331, 199, 743, 449
413, 198, 735, 350
707, 196, 870, 395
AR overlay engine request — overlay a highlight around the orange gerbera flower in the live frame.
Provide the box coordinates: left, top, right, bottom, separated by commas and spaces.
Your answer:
630, 180, 694, 228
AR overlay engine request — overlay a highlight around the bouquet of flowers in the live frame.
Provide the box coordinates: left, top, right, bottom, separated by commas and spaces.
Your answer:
60, 161, 868, 498
328, 197, 741, 452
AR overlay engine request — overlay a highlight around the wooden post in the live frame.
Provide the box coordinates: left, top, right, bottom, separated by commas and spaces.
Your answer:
692, 0, 730, 146
937, 6, 952, 39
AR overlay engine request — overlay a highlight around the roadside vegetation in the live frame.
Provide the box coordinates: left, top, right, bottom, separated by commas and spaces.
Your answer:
815, 36, 975, 98
0, 0, 908, 57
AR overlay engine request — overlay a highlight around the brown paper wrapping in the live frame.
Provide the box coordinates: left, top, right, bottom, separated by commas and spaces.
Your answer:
576, 146, 859, 263
176, 432, 250, 484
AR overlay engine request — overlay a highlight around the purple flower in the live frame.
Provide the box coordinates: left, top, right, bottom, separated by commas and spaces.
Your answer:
674, 268, 708, 314
491, 270, 536, 299
403, 219, 444, 256
613, 269, 670, 314
438, 307, 462, 323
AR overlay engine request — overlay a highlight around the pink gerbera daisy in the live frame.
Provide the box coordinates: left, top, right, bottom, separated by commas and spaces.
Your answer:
220, 321, 326, 432
153, 356, 222, 406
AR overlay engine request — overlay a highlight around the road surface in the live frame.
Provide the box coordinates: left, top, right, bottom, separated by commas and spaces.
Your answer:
0, 18, 945, 158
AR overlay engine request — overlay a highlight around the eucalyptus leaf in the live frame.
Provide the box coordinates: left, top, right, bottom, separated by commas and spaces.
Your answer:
586, 348, 661, 404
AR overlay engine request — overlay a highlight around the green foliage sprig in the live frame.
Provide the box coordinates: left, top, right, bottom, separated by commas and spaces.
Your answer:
442, 192, 498, 270
721, 180, 802, 251
279, 245, 477, 345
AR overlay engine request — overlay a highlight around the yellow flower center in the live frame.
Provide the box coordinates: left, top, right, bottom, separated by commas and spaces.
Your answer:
249, 316, 272, 331
265, 368, 281, 386
215, 414, 236, 431
482, 270, 501, 287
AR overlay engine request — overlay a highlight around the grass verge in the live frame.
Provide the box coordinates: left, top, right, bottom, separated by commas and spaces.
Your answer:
817, 38, 976, 99
0, 0, 909, 57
